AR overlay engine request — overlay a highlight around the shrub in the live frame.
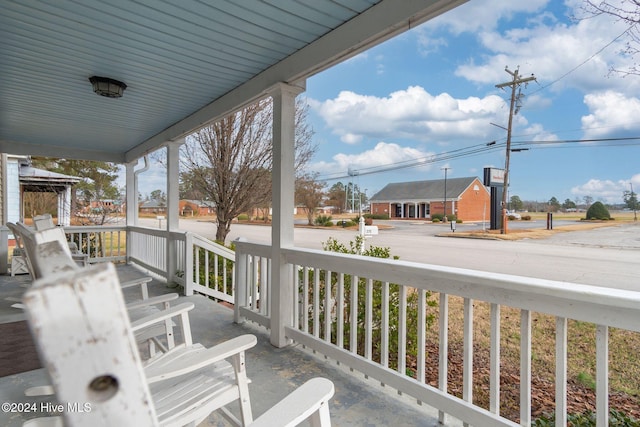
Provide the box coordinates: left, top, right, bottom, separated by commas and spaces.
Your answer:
432, 218, 441, 223
431, 213, 444, 222
352, 216, 374, 226
521, 215, 532, 221
306, 236, 437, 372
314, 214, 333, 226
446, 214, 457, 222
533, 409, 639, 427
585, 201, 611, 220
364, 213, 389, 220
237, 214, 249, 221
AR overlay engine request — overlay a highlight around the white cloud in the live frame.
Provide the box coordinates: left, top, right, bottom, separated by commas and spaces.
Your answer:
581, 91, 640, 138
310, 141, 435, 177
445, 2, 640, 96
310, 86, 507, 144
426, 0, 550, 34
570, 176, 638, 204
521, 123, 559, 141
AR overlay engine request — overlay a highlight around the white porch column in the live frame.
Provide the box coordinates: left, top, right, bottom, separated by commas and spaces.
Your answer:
125, 161, 137, 263
125, 161, 138, 228
57, 186, 72, 226
270, 81, 304, 348
166, 140, 182, 286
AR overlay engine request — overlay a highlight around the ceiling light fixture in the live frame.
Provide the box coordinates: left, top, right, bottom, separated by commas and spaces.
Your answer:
89, 76, 127, 98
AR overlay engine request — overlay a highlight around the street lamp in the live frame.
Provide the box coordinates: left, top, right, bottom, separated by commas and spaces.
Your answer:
441, 167, 450, 223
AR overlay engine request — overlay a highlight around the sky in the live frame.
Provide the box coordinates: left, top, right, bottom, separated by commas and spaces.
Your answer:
133, 0, 640, 206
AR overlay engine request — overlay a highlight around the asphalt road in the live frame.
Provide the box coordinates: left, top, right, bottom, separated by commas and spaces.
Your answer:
139, 218, 640, 292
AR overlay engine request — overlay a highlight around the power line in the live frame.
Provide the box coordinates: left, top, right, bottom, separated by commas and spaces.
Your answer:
316, 135, 640, 182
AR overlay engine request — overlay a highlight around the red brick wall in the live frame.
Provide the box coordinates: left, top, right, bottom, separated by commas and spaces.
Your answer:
456, 179, 490, 221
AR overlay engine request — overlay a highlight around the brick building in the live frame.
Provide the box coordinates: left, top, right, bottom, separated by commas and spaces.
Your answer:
370, 176, 490, 222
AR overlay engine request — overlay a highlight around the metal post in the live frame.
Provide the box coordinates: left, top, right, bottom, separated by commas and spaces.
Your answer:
442, 167, 449, 222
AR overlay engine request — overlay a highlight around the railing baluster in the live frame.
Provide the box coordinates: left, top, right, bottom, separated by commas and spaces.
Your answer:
438, 292, 449, 424
596, 324, 609, 427
324, 271, 332, 343
303, 266, 309, 333
313, 268, 320, 338
381, 281, 389, 369
556, 316, 567, 427
350, 275, 359, 355
365, 278, 373, 361
293, 264, 300, 330
398, 285, 407, 377
260, 257, 268, 315
520, 309, 532, 426
252, 256, 259, 311
417, 288, 426, 384
204, 248, 209, 289
337, 273, 344, 349
463, 298, 473, 427
215, 254, 224, 290
490, 303, 501, 415
195, 246, 201, 287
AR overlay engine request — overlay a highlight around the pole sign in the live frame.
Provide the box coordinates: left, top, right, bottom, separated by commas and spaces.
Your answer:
484, 167, 505, 187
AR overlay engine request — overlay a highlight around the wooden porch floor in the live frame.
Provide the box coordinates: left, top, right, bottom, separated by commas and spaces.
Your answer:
0, 264, 455, 426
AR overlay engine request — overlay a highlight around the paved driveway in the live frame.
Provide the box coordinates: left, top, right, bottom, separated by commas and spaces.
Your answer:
139, 218, 640, 292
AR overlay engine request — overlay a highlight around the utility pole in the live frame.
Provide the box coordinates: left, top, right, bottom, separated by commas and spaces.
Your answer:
495, 66, 535, 234
441, 167, 450, 223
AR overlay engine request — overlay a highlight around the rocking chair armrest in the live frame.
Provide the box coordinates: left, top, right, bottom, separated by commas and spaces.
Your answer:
71, 253, 89, 262
120, 276, 153, 289
249, 378, 335, 427
120, 276, 153, 299
131, 302, 194, 332
126, 293, 179, 310
145, 334, 257, 383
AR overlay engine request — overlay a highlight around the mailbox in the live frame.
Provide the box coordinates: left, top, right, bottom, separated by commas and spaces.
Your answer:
364, 225, 378, 236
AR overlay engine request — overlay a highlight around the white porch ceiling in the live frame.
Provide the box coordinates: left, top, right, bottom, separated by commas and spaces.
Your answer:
0, 0, 465, 164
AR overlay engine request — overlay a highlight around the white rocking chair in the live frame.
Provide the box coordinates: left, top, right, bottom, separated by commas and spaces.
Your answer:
9, 221, 179, 354
23, 262, 334, 427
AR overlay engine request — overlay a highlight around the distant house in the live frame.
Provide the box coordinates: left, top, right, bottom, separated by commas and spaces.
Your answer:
370, 176, 490, 222
179, 200, 216, 216
138, 200, 167, 215
88, 199, 123, 214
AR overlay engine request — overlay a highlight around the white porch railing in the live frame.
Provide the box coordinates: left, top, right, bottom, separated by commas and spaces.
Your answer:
63, 225, 236, 304
183, 232, 236, 303
234, 241, 640, 427
64, 225, 127, 264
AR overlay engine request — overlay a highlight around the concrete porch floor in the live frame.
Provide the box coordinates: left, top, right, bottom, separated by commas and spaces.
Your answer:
0, 264, 459, 427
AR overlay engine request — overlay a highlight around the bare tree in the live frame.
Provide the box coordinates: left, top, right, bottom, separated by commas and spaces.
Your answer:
296, 174, 325, 225
180, 97, 316, 242
582, 1, 640, 75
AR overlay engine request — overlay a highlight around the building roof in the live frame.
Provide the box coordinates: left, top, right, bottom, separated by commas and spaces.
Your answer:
370, 177, 483, 201
182, 199, 216, 208
139, 200, 166, 209
19, 166, 81, 184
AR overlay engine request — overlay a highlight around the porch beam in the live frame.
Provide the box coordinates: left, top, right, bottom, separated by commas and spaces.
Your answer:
270, 82, 304, 348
